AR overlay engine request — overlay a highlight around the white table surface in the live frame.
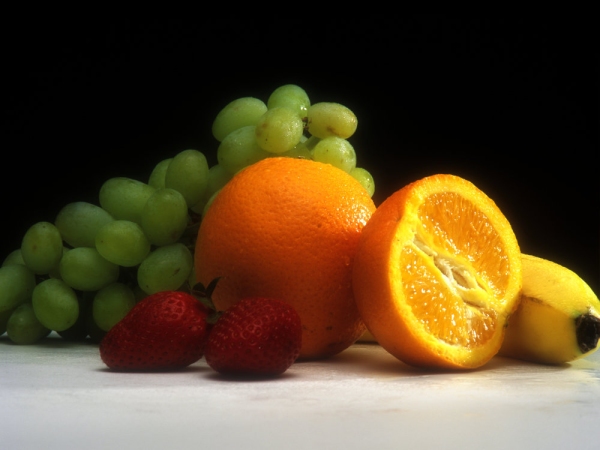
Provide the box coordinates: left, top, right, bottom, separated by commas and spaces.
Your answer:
2, 332, 600, 450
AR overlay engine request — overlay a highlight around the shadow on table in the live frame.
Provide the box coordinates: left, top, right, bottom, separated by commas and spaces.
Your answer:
304, 343, 573, 377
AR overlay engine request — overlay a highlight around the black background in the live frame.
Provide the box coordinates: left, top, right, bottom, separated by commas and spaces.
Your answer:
3, 16, 598, 293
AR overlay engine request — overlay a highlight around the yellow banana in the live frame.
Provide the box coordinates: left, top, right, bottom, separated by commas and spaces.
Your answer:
499, 253, 600, 365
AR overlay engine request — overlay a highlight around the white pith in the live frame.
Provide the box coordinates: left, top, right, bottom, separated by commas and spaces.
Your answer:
414, 237, 491, 312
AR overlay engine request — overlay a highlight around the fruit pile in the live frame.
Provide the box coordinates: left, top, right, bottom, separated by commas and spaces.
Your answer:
352, 174, 600, 368
2, 82, 599, 376
0, 84, 374, 351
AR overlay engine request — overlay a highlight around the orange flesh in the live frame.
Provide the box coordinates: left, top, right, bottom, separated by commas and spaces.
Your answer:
401, 192, 512, 349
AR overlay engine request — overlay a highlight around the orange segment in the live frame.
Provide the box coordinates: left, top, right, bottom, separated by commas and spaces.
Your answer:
353, 174, 522, 369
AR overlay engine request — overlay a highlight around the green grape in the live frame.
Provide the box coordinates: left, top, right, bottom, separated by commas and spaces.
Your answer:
92, 282, 136, 332
137, 243, 193, 295
267, 84, 310, 119
6, 303, 51, 344
1, 308, 12, 335
132, 284, 147, 302
99, 177, 156, 225
32, 278, 79, 331
164, 149, 210, 208
303, 135, 321, 151
311, 136, 357, 173
21, 221, 63, 274
55, 201, 115, 248
190, 199, 207, 215
84, 291, 107, 343
279, 138, 313, 160
201, 189, 220, 217
207, 163, 233, 196
307, 102, 358, 139
255, 107, 304, 154
190, 163, 235, 214
59, 247, 120, 291
148, 157, 172, 189
48, 246, 68, 280
56, 293, 89, 341
212, 97, 268, 142
95, 220, 151, 267
0, 264, 36, 314
217, 125, 271, 175
141, 188, 189, 246
2, 249, 26, 266
349, 167, 376, 197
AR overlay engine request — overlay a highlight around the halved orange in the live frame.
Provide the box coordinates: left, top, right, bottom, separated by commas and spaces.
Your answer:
352, 174, 522, 369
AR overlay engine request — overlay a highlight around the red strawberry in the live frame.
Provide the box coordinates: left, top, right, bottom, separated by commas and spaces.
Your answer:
99, 290, 211, 371
204, 297, 302, 377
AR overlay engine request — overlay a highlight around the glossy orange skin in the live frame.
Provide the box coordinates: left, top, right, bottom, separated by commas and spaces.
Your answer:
195, 157, 376, 359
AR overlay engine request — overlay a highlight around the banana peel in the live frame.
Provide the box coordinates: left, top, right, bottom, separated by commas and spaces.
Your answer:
499, 253, 600, 365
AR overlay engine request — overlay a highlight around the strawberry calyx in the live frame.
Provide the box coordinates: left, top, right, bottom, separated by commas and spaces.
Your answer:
191, 277, 222, 325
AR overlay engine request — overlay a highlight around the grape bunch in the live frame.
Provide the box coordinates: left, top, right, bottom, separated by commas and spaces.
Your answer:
0, 83, 375, 345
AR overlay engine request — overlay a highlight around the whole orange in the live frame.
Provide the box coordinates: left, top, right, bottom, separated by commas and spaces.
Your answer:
195, 157, 376, 359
